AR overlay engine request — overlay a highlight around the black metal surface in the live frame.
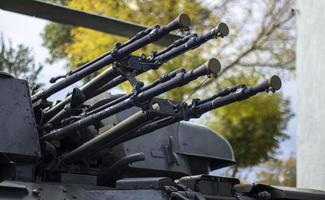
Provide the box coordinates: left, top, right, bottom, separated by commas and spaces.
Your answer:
0, 77, 320, 199
31, 13, 190, 102
61, 173, 97, 185
153, 23, 229, 63
189, 75, 282, 117
89, 25, 227, 98
0, 180, 168, 200
42, 24, 226, 124
116, 177, 175, 190
0, 153, 15, 183
60, 112, 154, 164
43, 54, 157, 123
0, 8, 320, 199
0, 72, 13, 79
41, 59, 219, 141
235, 184, 325, 200
1, 179, 325, 200
0, 0, 182, 47
123, 121, 235, 171
177, 175, 240, 197
176, 122, 235, 169
84, 70, 184, 117
102, 106, 236, 177
113, 76, 281, 149
98, 153, 146, 186
0, 78, 41, 160
135, 58, 220, 102
110, 122, 193, 178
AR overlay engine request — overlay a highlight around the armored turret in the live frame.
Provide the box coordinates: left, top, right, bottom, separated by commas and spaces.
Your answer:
0, 13, 324, 200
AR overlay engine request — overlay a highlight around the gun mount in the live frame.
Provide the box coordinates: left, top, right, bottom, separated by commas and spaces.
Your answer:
0, 13, 324, 200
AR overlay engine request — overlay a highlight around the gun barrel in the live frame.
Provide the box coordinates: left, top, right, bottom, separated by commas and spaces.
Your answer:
152, 34, 197, 58
51, 75, 281, 166
92, 25, 227, 98
153, 23, 229, 63
116, 76, 282, 142
41, 59, 220, 141
112, 116, 179, 146
31, 13, 191, 103
251, 75, 282, 93
41, 98, 134, 141
41, 16, 195, 122
60, 111, 155, 165
44, 67, 185, 126
43, 68, 119, 123
191, 75, 282, 117
86, 68, 184, 116
137, 58, 220, 101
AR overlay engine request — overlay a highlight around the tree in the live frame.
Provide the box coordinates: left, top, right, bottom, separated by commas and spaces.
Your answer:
256, 154, 296, 187
41, 0, 294, 176
0, 35, 43, 88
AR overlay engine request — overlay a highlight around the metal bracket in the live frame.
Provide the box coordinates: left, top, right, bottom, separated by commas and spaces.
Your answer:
163, 136, 180, 166
112, 60, 142, 92
146, 98, 187, 118
112, 55, 160, 91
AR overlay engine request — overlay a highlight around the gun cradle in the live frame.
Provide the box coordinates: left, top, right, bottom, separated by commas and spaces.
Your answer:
0, 12, 323, 200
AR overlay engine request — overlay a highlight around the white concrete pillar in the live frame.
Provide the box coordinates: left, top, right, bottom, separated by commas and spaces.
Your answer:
297, 0, 325, 190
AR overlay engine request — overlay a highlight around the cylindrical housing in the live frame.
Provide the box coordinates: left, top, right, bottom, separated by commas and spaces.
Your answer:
86, 68, 184, 116
113, 116, 179, 145
91, 76, 126, 98
154, 23, 229, 63
44, 68, 119, 123
137, 58, 221, 101
191, 76, 282, 117
152, 33, 197, 59
251, 75, 282, 93
61, 111, 154, 164
32, 55, 115, 102
41, 99, 133, 141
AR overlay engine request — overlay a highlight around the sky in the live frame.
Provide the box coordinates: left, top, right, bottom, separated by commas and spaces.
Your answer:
0, 9, 297, 160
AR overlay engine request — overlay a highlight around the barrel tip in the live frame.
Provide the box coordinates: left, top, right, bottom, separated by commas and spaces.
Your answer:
206, 58, 221, 76
178, 13, 191, 28
217, 23, 229, 37
269, 75, 282, 91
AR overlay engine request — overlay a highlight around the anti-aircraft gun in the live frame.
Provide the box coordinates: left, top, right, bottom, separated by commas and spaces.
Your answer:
0, 13, 324, 200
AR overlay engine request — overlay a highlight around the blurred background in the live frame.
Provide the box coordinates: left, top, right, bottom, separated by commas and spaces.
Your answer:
0, 0, 297, 186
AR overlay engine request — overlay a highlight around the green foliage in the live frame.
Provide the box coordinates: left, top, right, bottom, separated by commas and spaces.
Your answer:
256, 155, 296, 187
0, 35, 43, 88
41, 0, 295, 173
207, 73, 292, 173
42, 23, 72, 63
